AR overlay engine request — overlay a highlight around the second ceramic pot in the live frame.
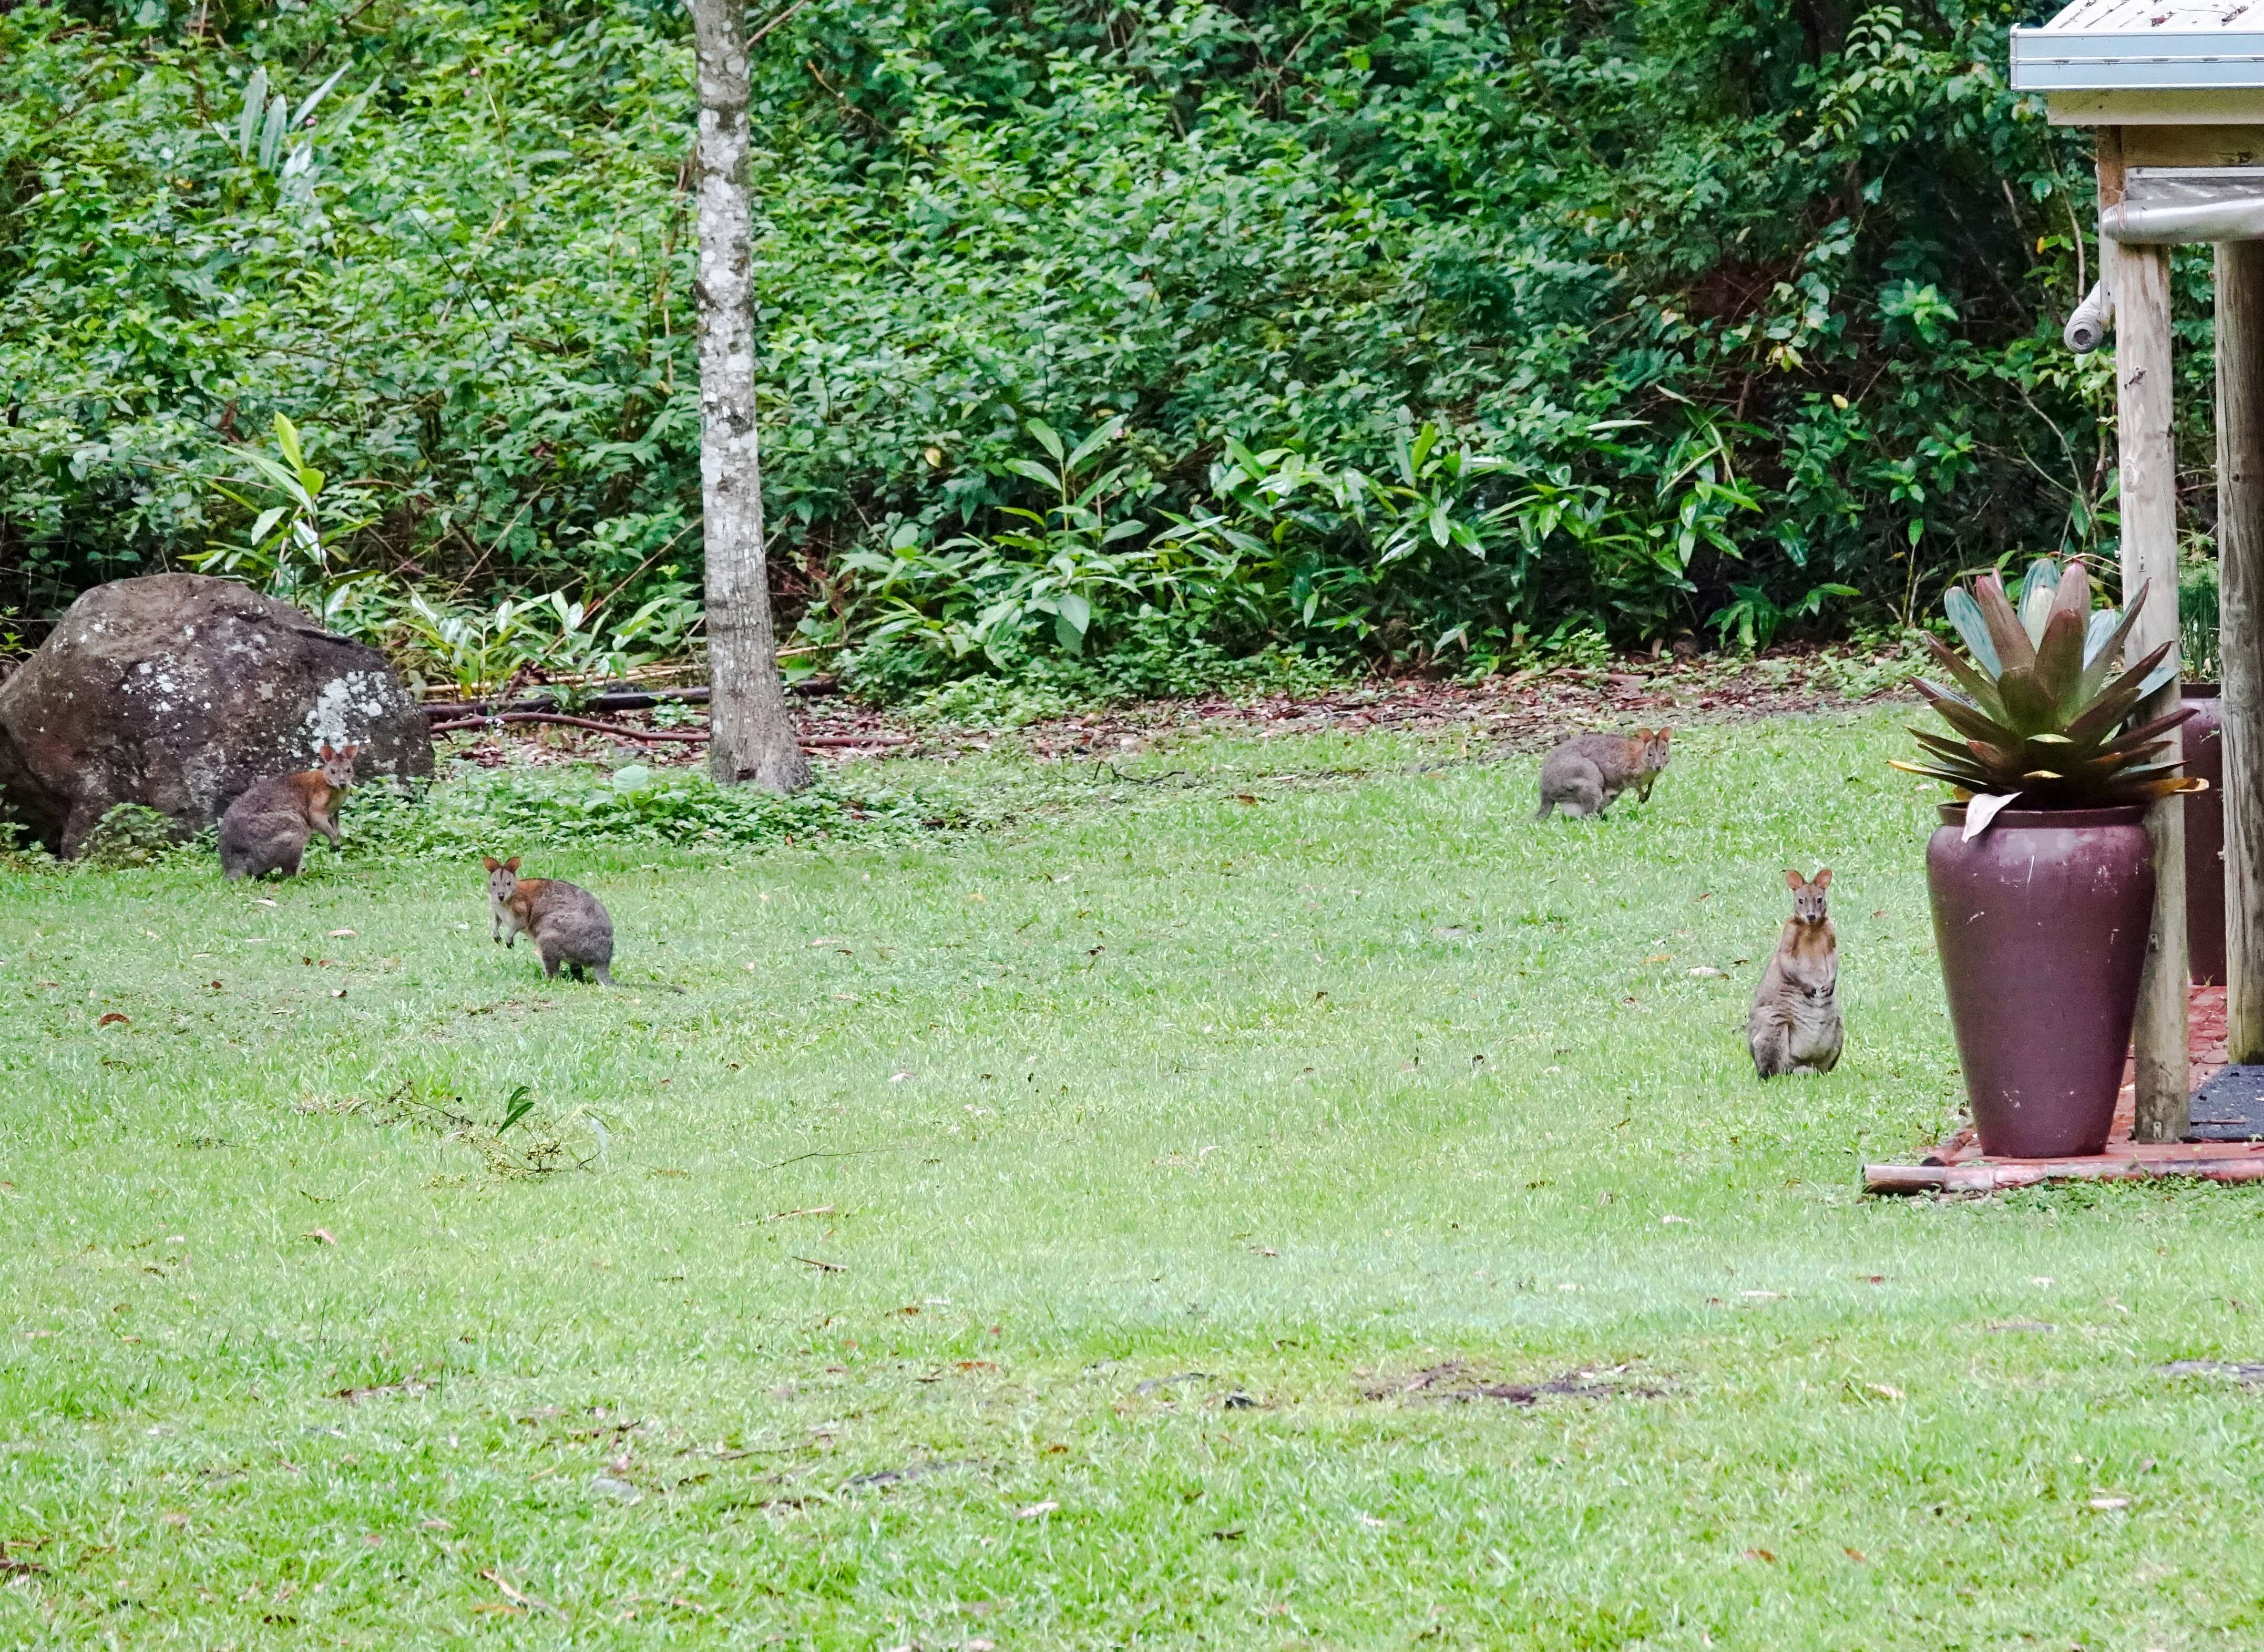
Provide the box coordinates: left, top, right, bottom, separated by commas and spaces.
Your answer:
2185, 683, 2226, 985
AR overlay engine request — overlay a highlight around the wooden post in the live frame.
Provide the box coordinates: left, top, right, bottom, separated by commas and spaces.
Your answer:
2109, 126, 2191, 1140
2221, 239, 2264, 1066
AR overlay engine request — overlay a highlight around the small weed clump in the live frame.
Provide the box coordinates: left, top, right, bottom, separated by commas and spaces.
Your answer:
76, 803, 186, 869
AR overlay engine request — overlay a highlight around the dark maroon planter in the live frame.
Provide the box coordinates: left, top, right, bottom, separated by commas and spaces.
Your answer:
1928, 804, 2156, 1158
2185, 683, 2226, 985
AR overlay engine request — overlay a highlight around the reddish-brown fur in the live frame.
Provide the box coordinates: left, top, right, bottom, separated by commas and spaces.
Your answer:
483, 855, 616, 985
280, 768, 351, 834
217, 741, 359, 879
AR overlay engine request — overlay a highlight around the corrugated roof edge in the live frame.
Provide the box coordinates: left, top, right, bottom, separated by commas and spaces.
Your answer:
2012, 27, 2264, 92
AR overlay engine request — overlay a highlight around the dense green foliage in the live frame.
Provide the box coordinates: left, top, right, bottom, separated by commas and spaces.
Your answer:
0, 0, 2185, 686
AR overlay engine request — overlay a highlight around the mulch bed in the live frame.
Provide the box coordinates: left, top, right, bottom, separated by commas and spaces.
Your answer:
428, 644, 1911, 768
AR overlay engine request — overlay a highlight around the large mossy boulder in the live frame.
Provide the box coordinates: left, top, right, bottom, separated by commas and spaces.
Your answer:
0, 574, 432, 856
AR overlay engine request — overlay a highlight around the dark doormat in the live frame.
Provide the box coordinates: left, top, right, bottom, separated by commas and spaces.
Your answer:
2188, 1064, 2264, 1142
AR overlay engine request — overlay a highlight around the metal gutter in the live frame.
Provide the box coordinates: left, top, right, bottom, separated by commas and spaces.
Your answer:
2012, 26, 2264, 91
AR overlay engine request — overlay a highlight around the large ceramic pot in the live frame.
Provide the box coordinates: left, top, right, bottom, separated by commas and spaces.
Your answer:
1928, 804, 2156, 1158
2185, 683, 2227, 985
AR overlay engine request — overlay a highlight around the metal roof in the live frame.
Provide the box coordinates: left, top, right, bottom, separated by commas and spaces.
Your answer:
2012, 2, 2264, 91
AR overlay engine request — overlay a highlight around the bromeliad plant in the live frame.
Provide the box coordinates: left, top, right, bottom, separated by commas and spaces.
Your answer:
1891, 558, 2205, 832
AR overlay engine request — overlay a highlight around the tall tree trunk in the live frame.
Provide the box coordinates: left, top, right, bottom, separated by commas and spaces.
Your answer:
688, 0, 809, 793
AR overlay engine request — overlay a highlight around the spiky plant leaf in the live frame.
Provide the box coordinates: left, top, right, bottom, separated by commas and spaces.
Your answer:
1944, 588, 2001, 676
2031, 601, 2087, 712
1909, 727, 1981, 765
2016, 558, 2060, 643
1903, 565, 2195, 814
2064, 636, 2176, 746
1889, 759, 1992, 787
1914, 680, 2024, 749
2097, 705, 2199, 758
1918, 633, 2010, 721
2123, 776, 2209, 803
2084, 606, 2122, 668
1973, 571, 2037, 674
2078, 581, 2149, 701
1994, 668, 2061, 736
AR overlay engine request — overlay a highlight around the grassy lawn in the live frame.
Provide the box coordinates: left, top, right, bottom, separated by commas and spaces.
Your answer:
6, 706, 2264, 1649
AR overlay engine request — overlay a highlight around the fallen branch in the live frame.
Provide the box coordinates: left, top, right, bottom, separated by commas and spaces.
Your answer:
428, 711, 705, 742
419, 678, 838, 719
427, 710, 908, 748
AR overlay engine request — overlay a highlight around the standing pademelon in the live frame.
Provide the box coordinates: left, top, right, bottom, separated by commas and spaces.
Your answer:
1748, 867, 1843, 1079
483, 856, 616, 986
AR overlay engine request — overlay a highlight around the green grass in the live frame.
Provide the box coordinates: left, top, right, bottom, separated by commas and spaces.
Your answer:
5, 708, 2263, 1649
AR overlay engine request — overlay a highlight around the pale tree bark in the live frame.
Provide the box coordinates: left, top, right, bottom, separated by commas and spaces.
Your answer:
688, 0, 809, 792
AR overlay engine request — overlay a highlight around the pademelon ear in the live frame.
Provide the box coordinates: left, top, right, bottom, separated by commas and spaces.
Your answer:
1657, 726, 1673, 742
1631, 726, 1651, 741
317, 740, 335, 759
1813, 867, 1832, 890
505, 857, 521, 873
1784, 868, 1805, 891
341, 743, 360, 759
482, 856, 499, 871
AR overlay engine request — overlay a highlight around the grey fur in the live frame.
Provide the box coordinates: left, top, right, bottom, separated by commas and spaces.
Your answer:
486, 857, 615, 986
1535, 728, 1672, 819
217, 743, 357, 880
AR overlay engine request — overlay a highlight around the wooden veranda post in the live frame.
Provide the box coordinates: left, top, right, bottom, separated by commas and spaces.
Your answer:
2104, 129, 2193, 1142
2222, 239, 2264, 1065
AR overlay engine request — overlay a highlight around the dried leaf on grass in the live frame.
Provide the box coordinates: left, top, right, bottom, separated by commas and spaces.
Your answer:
480, 1569, 559, 1615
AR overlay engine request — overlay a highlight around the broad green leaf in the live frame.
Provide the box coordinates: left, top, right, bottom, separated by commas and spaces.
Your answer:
259, 94, 289, 171
295, 66, 350, 129
238, 68, 266, 157
1065, 417, 1122, 471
